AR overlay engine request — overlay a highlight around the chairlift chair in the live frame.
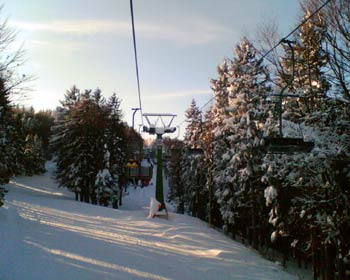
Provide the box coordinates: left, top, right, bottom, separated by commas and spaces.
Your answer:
263, 87, 315, 154
188, 148, 204, 155
264, 137, 314, 154
264, 39, 315, 154
264, 90, 315, 154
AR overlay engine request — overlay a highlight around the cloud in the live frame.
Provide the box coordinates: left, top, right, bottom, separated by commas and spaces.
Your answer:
146, 89, 212, 100
29, 39, 82, 52
13, 20, 129, 35
136, 20, 232, 45
13, 18, 232, 45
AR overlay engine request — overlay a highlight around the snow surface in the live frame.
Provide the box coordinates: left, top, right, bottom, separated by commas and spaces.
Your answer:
0, 162, 298, 280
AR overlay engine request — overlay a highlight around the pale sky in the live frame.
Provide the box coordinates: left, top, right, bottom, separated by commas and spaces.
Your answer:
3, 0, 300, 138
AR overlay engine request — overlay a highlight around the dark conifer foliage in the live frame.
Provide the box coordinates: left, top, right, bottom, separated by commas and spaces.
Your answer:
11, 106, 48, 175
51, 87, 128, 206
105, 94, 128, 207
0, 78, 13, 206
0, 7, 32, 206
1, 97, 48, 206
32, 110, 54, 158
164, 138, 185, 213
181, 99, 208, 220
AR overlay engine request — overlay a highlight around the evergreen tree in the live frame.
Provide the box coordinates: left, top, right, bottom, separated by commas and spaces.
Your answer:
95, 148, 118, 207
9, 106, 47, 176
51, 86, 81, 199
10, 108, 26, 175
32, 110, 54, 158
201, 109, 222, 227
0, 8, 34, 206
105, 93, 127, 205
165, 139, 185, 213
181, 100, 208, 219
23, 134, 46, 176
67, 89, 107, 203
183, 99, 202, 149
0, 79, 13, 206
213, 38, 271, 246
263, 115, 350, 265
262, 3, 350, 265
210, 59, 232, 229
52, 87, 127, 206
180, 149, 207, 219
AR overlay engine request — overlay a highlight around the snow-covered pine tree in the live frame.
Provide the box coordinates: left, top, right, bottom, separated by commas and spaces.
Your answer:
263, 115, 350, 270
183, 99, 202, 149
51, 86, 82, 200
200, 108, 223, 227
8, 106, 47, 176
105, 93, 127, 206
66, 89, 107, 204
164, 138, 185, 213
262, 2, 350, 271
210, 59, 233, 230
181, 149, 207, 219
95, 148, 118, 207
213, 38, 271, 247
181, 99, 208, 220
52, 87, 127, 206
10, 108, 26, 175
95, 168, 114, 206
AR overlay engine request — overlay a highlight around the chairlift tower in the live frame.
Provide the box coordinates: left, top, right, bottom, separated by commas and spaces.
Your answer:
142, 113, 177, 210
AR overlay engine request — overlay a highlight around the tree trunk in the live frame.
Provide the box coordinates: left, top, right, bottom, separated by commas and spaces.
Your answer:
311, 228, 318, 280
119, 186, 123, 206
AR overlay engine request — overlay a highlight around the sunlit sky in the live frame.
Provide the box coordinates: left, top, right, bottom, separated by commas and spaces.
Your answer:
3, 0, 300, 138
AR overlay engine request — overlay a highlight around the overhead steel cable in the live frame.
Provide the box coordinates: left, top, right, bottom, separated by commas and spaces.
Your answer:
176, 0, 332, 129
130, 0, 144, 125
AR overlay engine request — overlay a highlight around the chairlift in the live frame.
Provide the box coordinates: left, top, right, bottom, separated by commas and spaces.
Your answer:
264, 39, 314, 154
264, 88, 315, 154
188, 148, 204, 155
264, 137, 314, 154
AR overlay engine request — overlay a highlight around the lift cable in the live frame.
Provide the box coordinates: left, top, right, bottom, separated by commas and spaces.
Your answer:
130, 0, 144, 125
175, 0, 331, 129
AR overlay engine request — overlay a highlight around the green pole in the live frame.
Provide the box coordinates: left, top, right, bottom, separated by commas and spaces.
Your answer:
155, 133, 165, 210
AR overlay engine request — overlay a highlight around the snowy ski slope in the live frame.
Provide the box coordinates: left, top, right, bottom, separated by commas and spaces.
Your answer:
0, 162, 297, 280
